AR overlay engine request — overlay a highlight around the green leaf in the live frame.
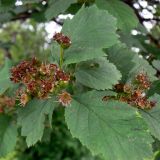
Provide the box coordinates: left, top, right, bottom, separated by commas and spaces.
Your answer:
65, 91, 153, 160
152, 60, 160, 71
119, 32, 147, 52
129, 54, 157, 82
0, 59, 13, 95
75, 58, 121, 90
147, 81, 160, 97
62, 5, 118, 64
140, 94, 160, 140
64, 46, 106, 65
0, 115, 17, 157
106, 43, 135, 82
45, 0, 76, 20
142, 43, 160, 60
17, 98, 57, 147
107, 44, 157, 82
95, 0, 138, 32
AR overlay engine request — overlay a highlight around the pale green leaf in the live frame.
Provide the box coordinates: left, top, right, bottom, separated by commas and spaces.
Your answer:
62, 5, 118, 64
0, 115, 17, 157
75, 58, 121, 90
17, 98, 57, 147
65, 91, 153, 160
96, 0, 138, 32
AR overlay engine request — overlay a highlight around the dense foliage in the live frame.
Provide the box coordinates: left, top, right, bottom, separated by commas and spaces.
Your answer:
0, 0, 160, 160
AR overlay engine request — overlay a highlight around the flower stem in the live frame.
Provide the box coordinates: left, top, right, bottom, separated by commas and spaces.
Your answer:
60, 46, 64, 69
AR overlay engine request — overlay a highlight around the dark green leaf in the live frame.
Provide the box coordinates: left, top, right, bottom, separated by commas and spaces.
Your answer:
140, 94, 160, 140
119, 32, 147, 52
106, 43, 135, 82
129, 54, 157, 81
62, 5, 118, 64
147, 81, 160, 97
17, 98, 57, 147
96, 0, 138, 32
0, 115, 17, 157
65, 91, 153, 160
75, 58, 121, 90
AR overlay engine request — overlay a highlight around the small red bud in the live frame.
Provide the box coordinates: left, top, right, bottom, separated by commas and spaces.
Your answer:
53, 33, 71, 49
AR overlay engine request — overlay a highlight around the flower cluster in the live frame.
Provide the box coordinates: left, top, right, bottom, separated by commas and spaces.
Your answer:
10, 57, 71, 106
134, 73, 151, 90
103, 72, 156, 110
0, 95, 15, 113
53, 32, 71, 49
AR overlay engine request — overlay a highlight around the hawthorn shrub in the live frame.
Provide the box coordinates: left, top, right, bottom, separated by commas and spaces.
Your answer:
0, 0, 160, 160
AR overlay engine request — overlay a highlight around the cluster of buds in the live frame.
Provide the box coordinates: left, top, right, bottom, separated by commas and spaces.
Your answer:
53, 32, 71, 49
134, 72, 151, 90
0, 95, 15, 113
10, 57, 71, 107
103, 72, 156, 110
128, 90, 156, 109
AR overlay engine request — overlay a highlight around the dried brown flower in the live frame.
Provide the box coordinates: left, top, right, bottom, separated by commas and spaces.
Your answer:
19, 93, 30, 106
58, 91, 72, 107
104, 72, 155, 110
135, 72, 151, 90
10, 58, 70, 106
